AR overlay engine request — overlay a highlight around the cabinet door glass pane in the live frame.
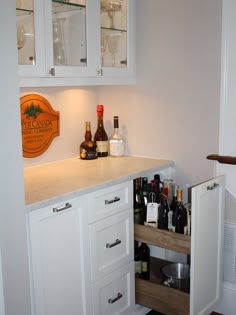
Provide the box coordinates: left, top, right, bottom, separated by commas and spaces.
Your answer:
16, 0, 36, 65
52, 0, 87, 67
100, 0, 127, 68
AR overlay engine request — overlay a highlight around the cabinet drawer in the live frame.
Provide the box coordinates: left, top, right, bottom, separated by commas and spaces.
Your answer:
88, 181, 133, 223
92, 262, 135, 315
89, 209, 134, 282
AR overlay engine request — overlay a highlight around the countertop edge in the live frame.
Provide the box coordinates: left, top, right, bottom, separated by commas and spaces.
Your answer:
25, 157, 174, 212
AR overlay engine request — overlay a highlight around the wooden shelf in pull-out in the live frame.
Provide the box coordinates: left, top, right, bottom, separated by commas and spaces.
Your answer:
135, 257, 190, 315
134, 224, 191, 255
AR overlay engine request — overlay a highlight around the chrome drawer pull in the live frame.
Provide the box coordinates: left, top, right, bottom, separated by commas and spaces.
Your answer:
53, 202, 72, 213
207, 183, 219, 191
106, 238, 121, 248
105, 196, 120, 205
108, 292, 123, 304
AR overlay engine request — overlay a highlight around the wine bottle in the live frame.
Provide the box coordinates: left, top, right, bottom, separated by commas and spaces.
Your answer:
169, 184, 178, 230
153, 174, 161, 203
80, 122, 97, 160
94, 105, 108, 157
133, 178, 145, 224
150, 179, 160, 204
172, 188, 188, 234
158, 186, 170, 230
170, 184, 178, 211
139, 242, 150, 280
109, 116, 125, 157
134, 240, 142, 277
141, 177, 148, 207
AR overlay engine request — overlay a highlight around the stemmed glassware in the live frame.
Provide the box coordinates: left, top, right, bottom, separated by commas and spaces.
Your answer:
101, 0, 123, 29
53, 18, 67, 65
107, 33, 121, 66
101, 34, 108, 66
17, 22, 26, 50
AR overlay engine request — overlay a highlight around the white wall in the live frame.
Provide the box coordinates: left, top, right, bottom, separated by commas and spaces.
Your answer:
217, 0, 236, 223
0, 1, 31, 314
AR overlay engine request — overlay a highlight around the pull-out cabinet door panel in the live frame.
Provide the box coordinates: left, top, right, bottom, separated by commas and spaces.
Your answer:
190, 175, 225, 315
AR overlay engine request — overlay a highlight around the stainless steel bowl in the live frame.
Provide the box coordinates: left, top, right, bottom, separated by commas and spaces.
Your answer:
161, 263, 190, 292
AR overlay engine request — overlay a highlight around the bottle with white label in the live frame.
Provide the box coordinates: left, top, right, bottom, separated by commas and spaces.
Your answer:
109, 116, 125, 157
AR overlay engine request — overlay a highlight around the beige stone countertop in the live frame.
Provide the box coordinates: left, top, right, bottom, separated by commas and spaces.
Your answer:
24, 156, 174, 211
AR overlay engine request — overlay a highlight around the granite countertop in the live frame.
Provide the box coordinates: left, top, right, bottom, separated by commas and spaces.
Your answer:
24, 156, 174, 211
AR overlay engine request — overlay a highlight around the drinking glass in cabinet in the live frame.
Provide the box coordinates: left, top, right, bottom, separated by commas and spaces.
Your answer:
100, 0, 127, 68
108, 33, 121, 66
101, 0, 123, 29
16, 0, 36, 65
101, 33, 108, 67
53, 18, 67, 65
52, 0, 87, 67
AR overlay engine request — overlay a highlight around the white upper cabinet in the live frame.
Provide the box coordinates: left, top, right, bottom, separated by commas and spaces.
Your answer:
16, 0, 135, 87
27, 197, 92, 315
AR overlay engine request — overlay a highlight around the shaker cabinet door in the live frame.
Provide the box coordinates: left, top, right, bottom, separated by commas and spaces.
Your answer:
27, 197, 91, 315
190, 175, 225, 315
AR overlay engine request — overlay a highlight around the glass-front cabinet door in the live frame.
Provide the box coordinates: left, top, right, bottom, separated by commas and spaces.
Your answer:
16, 0, 35, 65
17, 0, 45, 78
100, 0, 127, 69
45, 0, 94, 77
99, 0, 135, 80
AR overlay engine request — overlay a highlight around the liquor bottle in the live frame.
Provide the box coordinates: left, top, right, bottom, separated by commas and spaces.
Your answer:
169, 184, 178, 230
170, 184, 178, 211
134, 240, 142, 277
133, 178, 145, 224
141, 177, 149, 207
94, 105, 108, 157
153, 174, 161, 203
80, 122, 97, 160
139, 242, 150, 280
150, 179, 160, 204
172, 188, 188, 234
109, 116, 125, 157
158, 186, 170, 230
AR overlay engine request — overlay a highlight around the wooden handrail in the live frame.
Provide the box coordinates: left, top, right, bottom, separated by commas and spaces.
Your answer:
207, 154, 236, 165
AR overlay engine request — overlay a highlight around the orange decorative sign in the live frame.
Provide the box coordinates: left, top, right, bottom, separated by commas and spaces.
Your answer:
20, 94, 60, 158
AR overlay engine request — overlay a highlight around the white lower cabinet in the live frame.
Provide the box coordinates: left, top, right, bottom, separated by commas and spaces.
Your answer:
27, 196, 92, 315
27, 180, 135, 315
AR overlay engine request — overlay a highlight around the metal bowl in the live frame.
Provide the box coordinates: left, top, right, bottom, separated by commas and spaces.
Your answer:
161, 263, 190, 280
161, 263, 190, 292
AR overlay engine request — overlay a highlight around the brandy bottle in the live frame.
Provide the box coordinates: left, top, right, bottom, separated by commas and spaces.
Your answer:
80, 122, 97, 160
